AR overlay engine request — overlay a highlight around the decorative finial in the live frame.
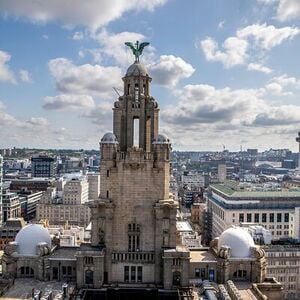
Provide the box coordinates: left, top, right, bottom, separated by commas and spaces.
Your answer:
125, 40, 150, 62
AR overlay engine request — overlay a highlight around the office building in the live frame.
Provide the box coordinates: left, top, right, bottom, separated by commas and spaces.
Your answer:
31, 155, 56, 178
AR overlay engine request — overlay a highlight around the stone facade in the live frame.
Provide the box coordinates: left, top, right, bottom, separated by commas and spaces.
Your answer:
83, 60, 185, 289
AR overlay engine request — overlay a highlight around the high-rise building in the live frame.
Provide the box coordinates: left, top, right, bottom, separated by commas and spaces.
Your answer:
31, 155, 56, 178
84, 50, 185, 289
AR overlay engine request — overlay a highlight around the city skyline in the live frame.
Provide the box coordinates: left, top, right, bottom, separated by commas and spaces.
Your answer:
1, 0, 300, 151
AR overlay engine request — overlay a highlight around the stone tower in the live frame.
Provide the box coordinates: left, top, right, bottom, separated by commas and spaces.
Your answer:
88, 54, 179, 286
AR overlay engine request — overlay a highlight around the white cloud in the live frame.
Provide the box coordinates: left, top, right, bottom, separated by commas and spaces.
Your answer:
257, 0, 278, 3
72, 31, 84, 40
257, 0, 300, 22
264, 82, 292, 95
270, 74, 300, 87
200, 37, 248, 68
200, 23, 300, 70
237, 23, 300, 50
48, 58, 122, 98
253, 105, 300, 126
91, 29, 151, 66
0, 50, 16, 83
81, 102, 112, 127
148, 55, 195, 87
160, 81, 300, 150
42, 34, 49, 39
277, 0, 300, 21
0, 0, 167, 30
19, 69, 32, 83
43, 94, 95, 111
163, 84, 264, 126
25, 117, 49, 127
247, 63, 272, 74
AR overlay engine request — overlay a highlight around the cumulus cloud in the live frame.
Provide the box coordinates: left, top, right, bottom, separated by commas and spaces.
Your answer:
247, 63, 272, 74
48, 58, 122, 98
91, 29, 152, 66
0, 50, 16, 83
200, 37, 248, 68
148, 55, 195, 86
19, 69, 32, 83
25, 117, 49, 127
163, 84, 264, 126
277, 0, 300, 21
43, 94, 95, 111
237, 23, 300, 50
160, 81, 300, 150
200, 23, 300, 70
270, 74, 300, 88
81, 102, 112, 127
0, 0, 167, 30
257, 0, 300, 22
264, 82, 292, 96
252, 105, 300, 126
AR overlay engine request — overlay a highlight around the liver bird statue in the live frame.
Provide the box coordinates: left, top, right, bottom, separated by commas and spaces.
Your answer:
125, 40, 150, 62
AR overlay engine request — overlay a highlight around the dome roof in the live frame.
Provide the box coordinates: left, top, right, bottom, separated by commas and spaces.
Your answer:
15, 224, 51, 256
100, 132, 119, 144
153, 134, 170, 144
126, 62, 148, 77
218, 227, 255, 258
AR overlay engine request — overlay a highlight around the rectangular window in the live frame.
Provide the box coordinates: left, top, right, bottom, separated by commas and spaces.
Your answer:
133, 118, 140, 147
284, 213, 289, 222
262, 213, 267, 223
254, 213, 259, 223
62, 266, 67, 275
124, 266, 129, 282
247, 213, 252, 222
277, 213, 282, 222
137, 266, 142, 282
128, 236, 132, 252
239, 213, 244, 222
131, 266, 136, 282
269, 213, 274, 222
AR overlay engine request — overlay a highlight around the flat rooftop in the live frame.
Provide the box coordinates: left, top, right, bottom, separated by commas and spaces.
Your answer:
211, 183, 300, 199
189, 250, 217, 263
2, 278, 66, 300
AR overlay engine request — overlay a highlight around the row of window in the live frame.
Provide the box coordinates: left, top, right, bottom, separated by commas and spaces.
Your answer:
112, 252, 154, 262
239, 212, 289, 223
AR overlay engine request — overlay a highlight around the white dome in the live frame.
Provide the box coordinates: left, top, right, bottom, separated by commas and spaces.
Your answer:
15, 224, 51, 256
126, 62, 148, 76
100, 132, 118, 144
218, 227, 255, 258
153, 134, 170, 144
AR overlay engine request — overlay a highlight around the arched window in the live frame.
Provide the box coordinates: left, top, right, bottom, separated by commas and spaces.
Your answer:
85, 269, 94, 285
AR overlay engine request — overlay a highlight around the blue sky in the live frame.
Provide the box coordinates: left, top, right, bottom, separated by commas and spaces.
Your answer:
1, 0, 300, 151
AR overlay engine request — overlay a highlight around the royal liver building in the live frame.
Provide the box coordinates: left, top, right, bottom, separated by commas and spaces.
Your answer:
84, 42, 189, 288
